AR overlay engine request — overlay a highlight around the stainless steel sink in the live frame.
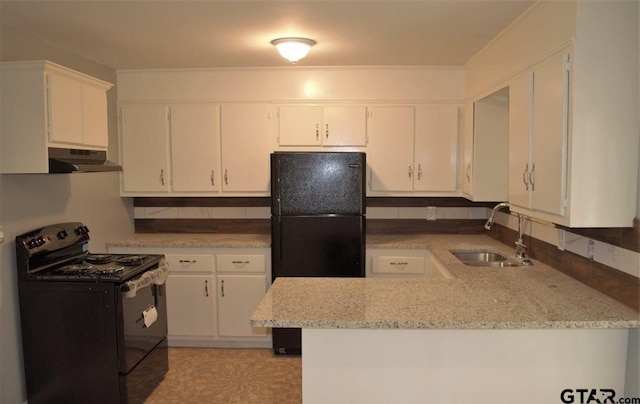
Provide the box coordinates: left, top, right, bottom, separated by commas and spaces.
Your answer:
450, 250, 521, 268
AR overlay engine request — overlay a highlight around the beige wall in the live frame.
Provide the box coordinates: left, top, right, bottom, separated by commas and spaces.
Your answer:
0, 23, 134, 403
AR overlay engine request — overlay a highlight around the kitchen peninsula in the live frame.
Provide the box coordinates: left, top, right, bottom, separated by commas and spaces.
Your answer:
251, 234, 640, 404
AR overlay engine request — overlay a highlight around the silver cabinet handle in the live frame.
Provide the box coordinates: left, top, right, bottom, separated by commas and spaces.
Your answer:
231, 260, 250, 264
529, 163, 536, 191
210, 169, 215, 186
204, 279, 209, 297
221, 279, 225, 297
390, 262, 409, 265
325, 123, 329, 140
408, 163, 413, 179
417, 164, 422, 180
160, 169, 165, 186
522, 163, 529, 191
315, 123, 319, 141
179, 259, 197, 263
224, 169, 228, 185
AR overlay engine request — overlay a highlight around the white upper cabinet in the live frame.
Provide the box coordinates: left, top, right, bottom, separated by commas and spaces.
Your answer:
369, 105, 459, 194
278, 105, 367, 147
0, 61, 112, 174
461, 89, 509, 202
220, 104, 271, 193
414, 106, 458, 192
368, 106, 415, 192
509, 52, 570, 218
119, 104, 170, 193
169, 104, 221, 193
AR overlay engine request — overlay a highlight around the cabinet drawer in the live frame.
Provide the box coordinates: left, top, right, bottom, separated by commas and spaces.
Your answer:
216, 255, 266, 273
371, 256, 425, 274
165, 254, 214, 273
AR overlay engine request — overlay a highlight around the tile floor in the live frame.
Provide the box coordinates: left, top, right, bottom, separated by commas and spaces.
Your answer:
145, 348, 302, 403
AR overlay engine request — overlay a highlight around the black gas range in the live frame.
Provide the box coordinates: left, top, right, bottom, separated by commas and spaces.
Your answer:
15, 222, 169, 403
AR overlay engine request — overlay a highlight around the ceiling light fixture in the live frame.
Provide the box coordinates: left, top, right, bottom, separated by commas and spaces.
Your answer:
271, 37, 316, 63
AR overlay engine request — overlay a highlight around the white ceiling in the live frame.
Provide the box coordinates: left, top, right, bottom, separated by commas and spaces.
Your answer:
0, 0, 534, 70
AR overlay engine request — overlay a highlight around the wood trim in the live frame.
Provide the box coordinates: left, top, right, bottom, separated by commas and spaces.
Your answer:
366, 197, 498, 208
556, 224, 640, 254
135, 219, 270, 234
134, 197, 271, 207
366, 219, 486, 234
133, 196, 499, 209
490, 224, 639, 311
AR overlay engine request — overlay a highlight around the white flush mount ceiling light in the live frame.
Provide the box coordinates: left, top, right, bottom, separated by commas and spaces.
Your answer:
271, 37, 316, 63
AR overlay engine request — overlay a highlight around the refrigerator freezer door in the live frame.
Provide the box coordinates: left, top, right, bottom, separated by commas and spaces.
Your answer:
271, 152, 366, 216
272, 216, 365, 279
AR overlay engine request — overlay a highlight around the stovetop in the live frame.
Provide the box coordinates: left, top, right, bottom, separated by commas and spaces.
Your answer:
32, 253, 163, 283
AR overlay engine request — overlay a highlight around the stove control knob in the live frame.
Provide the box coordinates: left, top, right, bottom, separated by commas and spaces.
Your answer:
36, 236, 45, 246
27, 238, 38, 249
74, 226, 89, 235
57, 230, 68, 240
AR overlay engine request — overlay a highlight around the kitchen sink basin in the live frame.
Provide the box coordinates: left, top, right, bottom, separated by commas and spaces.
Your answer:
450, 250, 521, 268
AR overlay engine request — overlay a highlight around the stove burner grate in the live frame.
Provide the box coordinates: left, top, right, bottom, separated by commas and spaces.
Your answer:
85, 254, 114, 265
115, 255, 149, 266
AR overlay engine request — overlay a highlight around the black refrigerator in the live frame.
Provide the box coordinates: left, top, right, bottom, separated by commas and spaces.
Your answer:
271, 152, 366, 354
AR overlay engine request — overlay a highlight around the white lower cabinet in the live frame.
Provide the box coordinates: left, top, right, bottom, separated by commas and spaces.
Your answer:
366, 249, 452, 279
166, 274, 217, 337
107, 246, 271, 348
217, 275, 268, 337
216, 251, 270, 339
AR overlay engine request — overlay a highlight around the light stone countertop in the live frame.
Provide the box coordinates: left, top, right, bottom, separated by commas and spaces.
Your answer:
251, 234, 640, 330
106, 233, 271, 249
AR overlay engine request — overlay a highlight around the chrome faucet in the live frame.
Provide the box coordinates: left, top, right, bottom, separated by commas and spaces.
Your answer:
514, 214, 527, 259
484, 202, 532, 264
484, 202, 510, 230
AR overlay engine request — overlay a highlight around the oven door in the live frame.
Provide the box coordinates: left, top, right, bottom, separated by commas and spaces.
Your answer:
117, 275, 168, 374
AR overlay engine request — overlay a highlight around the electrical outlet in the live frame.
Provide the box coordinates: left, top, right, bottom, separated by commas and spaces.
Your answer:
587, 239, 595, 260
426, 206, 436, 221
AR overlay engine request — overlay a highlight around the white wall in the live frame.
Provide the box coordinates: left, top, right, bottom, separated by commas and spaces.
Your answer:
0, 23, 134, 403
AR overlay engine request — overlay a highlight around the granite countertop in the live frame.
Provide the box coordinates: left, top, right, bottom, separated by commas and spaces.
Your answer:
251, 234, 640, 330
106, 233, 271, 249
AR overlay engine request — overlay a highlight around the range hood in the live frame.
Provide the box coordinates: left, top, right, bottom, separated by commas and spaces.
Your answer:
48, 147, 122, 173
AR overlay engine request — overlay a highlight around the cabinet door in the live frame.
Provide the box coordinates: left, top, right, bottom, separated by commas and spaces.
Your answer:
508, 73, 533, 209
323, 106, 367, 146
414, 106, 458, 191
169, 104, 220, 192
82, 84, 109, 147
217, 275, 268, 337
120, 104, 170, 192
220, 104, 270, 192
460, 102, 474, 196
368, 106, 414, 191
166, 274, 216, 337
47, 72, 83, 145
531, 53, 569, 217
278, 106, 322, 146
